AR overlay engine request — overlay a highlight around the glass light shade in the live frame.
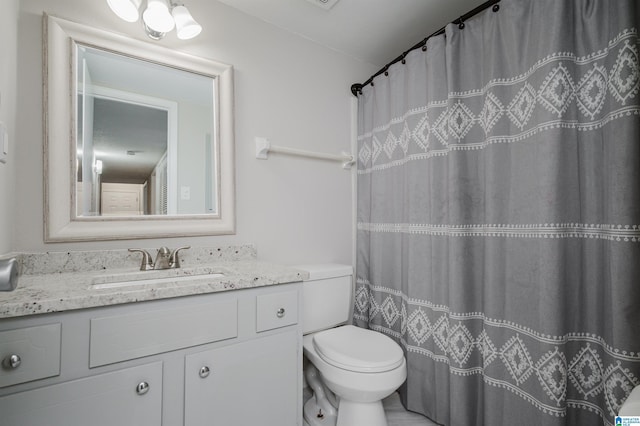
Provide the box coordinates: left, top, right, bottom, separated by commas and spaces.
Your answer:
172, 5, 202, 40
143, 0, 175, 33
107, 0, 142, 23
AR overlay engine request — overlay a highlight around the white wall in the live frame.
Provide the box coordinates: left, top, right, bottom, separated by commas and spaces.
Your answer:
177, 101, 212, 215
0, 0, 19, 255
14, 0, 376, 264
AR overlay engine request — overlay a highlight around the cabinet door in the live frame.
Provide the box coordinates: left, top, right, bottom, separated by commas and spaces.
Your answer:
185, 329, 299, 426
0, 362, 162, 426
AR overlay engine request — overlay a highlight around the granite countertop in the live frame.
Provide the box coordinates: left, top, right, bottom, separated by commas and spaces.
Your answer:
0, 246, 308, 319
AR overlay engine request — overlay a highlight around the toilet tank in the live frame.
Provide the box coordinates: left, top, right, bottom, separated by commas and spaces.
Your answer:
296, 264, 353, 335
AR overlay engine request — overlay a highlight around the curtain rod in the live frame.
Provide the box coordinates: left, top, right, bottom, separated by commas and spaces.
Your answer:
350, 0, 501, 96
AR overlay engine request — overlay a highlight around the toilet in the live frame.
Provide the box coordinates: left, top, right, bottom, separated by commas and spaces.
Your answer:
298, 264, 407, 426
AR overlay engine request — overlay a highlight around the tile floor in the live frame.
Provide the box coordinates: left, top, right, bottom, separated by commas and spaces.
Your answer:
303, 389, 439, 426
382, 393, 439, 426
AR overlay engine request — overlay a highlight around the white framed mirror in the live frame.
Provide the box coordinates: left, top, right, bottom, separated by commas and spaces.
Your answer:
44, 14, 235, 241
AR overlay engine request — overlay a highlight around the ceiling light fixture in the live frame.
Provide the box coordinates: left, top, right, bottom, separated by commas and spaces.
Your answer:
107, 0, 142, 22
172, 5, 202, 40
143, 0, 175, 33
107, 0, 202, 41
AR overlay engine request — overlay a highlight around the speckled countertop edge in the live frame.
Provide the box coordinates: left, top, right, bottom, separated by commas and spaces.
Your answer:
0, 261, 308, 319
0, 246, 309, 319
2, 245, 259, 275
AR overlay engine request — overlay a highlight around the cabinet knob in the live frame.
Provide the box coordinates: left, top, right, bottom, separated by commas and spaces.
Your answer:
199, 366, 210, 378
2, 354, 21, 369
136, 381, 150, 395
276, 308, 286, 318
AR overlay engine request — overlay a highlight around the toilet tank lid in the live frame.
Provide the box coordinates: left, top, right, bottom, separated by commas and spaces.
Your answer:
294, 264, 353, 281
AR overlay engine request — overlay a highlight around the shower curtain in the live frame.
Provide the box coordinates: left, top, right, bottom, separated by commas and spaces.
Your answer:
353, 1, 640, 425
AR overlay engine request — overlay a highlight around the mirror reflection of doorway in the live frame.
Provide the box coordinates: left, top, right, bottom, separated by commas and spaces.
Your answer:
93, 96, 172, 216
101, 183, 144, 216
76, 88, 177, 217
75, 44, 217, 218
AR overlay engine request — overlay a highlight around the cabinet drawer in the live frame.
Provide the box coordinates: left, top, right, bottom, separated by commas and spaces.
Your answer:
256, 290, 298, 332
0, 323, 61, 388
0, 361, 162, 426
90, 300, 237, 367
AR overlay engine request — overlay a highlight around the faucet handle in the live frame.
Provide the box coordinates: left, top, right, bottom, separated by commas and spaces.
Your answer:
169, 246, 191, 269
128, 249, 154, 271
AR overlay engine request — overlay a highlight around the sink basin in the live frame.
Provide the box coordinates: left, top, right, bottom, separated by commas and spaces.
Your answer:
91, 266, 225, 290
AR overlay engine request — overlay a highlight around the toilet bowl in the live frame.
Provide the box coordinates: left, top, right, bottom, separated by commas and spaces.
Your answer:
304, 326, 407, 426
298, 265, 407, 426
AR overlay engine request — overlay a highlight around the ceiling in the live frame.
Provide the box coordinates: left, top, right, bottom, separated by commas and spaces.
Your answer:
216, 0, 489, 68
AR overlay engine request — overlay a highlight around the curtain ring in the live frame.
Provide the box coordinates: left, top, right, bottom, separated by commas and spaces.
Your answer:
384, 71, 389, 76
421, 45, 427, 52
458, 17, 465, 30
492, 4, 500, 12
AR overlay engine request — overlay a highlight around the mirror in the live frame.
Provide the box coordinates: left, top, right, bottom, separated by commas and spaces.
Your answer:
44, 15, 235, 241
76, 45, 216, 217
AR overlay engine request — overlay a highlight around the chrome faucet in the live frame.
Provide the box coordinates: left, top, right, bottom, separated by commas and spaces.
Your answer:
168, 246, 190, 268
153, 247, 172, 270
169, 247, 188, 268
128, 246, 191, 271
128, 249, 154, 271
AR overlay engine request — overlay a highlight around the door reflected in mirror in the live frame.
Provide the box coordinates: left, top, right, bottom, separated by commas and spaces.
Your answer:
75, 45, 217, 217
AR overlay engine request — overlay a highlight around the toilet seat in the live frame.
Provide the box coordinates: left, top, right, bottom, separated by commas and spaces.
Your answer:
312, 325, 404, 373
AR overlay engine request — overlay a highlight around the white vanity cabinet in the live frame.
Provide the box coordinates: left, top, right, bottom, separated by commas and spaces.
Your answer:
185, 329, 299, 426
0, 362, 163, 426
185, 289, 300, 426
0, 283, 302, 426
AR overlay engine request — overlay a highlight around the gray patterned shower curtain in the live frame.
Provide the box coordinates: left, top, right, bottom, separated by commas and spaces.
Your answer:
353, 1, 640, 425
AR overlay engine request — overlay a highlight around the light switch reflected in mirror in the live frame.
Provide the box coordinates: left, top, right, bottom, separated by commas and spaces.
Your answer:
75, 45, 217, 217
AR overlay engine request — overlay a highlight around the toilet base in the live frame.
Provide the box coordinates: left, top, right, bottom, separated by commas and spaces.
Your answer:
304, 396, 338, 426
337, 400, 387, 426
304, 363, 338, 426
305, 393, 390, 426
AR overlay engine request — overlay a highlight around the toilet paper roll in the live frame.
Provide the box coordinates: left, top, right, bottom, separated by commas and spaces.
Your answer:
620, 385, 640, 416
0, 258, 18, 292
